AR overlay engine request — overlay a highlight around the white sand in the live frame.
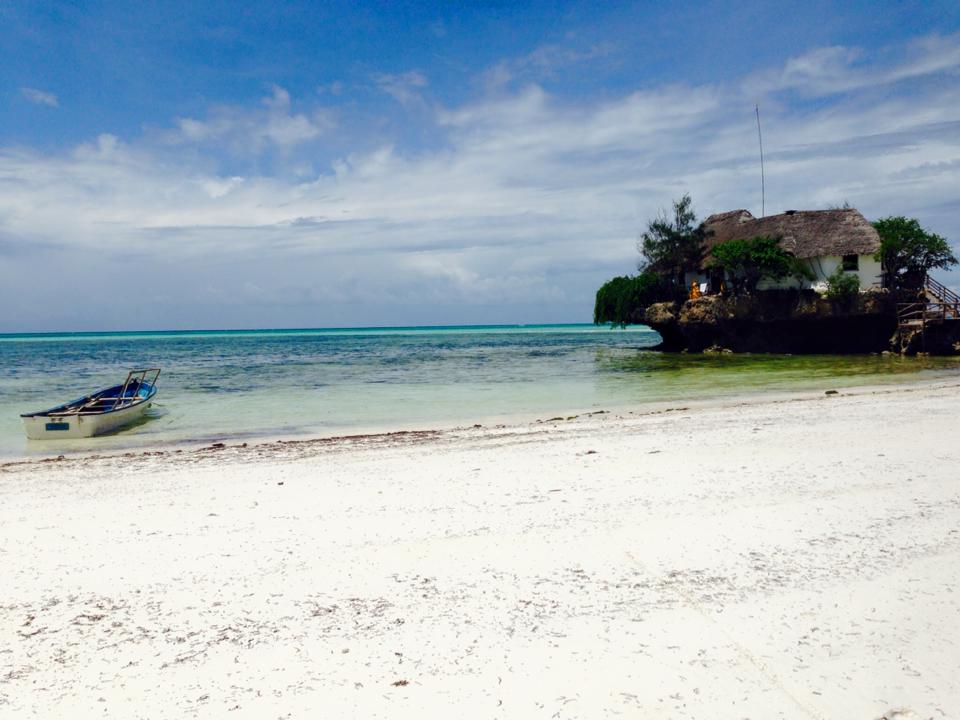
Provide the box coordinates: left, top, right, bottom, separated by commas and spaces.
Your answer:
2, 382, 959, 719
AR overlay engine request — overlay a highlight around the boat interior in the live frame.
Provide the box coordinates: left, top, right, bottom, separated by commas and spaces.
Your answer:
39, 369, 161, 417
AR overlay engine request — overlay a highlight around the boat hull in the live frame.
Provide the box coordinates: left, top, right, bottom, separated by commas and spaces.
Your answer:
22, 398, 155, 439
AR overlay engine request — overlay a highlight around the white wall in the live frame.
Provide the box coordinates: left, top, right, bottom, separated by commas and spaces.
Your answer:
754, 254, 882, 291
686, 254, 883, 294
795, 254, 883, 291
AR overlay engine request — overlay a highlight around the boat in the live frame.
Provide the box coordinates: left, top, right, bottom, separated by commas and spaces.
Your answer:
21, 369, 161, 440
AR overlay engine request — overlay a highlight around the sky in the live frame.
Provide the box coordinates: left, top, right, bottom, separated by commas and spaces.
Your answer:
1, 0, 959, 332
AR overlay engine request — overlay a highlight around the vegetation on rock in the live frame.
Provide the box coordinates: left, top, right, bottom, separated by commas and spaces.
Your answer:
593, 272, 665, 327
710, 235, 811, 295
594, 195, 701, 326
873, 216, 957, 289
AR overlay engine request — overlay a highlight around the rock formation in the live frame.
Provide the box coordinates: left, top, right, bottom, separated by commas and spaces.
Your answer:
642, 291, 914, 354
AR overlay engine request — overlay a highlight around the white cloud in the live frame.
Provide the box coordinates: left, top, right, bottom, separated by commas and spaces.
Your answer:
318, 81, 343, 96
1, 34, 959, 330
744, 31, 960, 97
175, 117, 213, 142
478, 41, 614, 92
20, 87, 59, 107
167, 85, 331, 152
375, 71, 428, 106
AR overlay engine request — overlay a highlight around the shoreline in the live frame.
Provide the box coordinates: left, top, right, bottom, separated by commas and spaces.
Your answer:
4, 339, 960, 463
5, 375, 960, 470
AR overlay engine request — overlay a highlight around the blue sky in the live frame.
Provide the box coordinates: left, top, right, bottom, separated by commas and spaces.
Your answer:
1, 1, 959, 331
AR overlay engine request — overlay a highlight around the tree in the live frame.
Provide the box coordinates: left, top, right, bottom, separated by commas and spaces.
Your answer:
711, 235, 811, 295
591, 194, 701, 327
872, 216, 957, 290
593, 271, 665, 327
638, 194, 704, 289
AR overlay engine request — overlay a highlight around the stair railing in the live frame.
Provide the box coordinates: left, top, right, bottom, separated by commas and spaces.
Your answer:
926, 274, 960, 306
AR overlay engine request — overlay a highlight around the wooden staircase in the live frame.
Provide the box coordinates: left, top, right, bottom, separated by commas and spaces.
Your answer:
896, 275, 960, 352
925, 275, 960, 311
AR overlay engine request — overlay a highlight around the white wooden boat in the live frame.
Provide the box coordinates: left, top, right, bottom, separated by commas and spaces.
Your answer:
21, 369, 161, 440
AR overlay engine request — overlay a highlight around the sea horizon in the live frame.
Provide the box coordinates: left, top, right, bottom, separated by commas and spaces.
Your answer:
0, 321, 618, 341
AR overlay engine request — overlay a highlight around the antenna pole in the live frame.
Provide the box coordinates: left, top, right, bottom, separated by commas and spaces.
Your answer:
755, 104, 765, 217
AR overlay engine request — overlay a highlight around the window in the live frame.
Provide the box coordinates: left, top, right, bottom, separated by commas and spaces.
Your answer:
842, 254, 859, 271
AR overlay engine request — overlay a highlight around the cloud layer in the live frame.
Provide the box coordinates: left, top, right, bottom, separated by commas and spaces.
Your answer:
1, 33, 959, 331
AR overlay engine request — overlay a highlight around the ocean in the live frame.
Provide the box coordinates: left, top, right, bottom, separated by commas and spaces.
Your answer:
1, 324, 959, 458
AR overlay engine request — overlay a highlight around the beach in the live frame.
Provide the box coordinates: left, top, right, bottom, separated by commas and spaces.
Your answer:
2, 381, 959, 719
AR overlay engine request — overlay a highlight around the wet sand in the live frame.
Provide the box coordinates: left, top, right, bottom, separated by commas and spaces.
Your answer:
2, 382, 959, 718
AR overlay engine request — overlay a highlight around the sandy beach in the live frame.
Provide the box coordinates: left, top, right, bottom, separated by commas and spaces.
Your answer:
2, 381, 959, 719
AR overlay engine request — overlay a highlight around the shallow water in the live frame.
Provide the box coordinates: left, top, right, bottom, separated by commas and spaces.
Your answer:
1, 324, 958, 458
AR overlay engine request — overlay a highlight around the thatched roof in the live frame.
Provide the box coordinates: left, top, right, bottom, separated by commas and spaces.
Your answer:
701, 208, 880, 261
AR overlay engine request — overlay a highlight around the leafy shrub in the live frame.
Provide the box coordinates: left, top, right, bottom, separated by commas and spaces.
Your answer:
593, 271, 667, 327
824, 267, 860, 303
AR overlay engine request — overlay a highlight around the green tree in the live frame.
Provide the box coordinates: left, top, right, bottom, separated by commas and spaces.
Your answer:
711, 235, 811, 295
593, 271, 665, 327
872, 216, 957, 289
638, 194, 704, 288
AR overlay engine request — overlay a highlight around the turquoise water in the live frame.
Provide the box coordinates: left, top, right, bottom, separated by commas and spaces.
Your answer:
2, 324, 959, 459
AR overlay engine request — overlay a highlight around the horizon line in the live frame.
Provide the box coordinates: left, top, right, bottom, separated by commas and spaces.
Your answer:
0, 321, 654, 339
